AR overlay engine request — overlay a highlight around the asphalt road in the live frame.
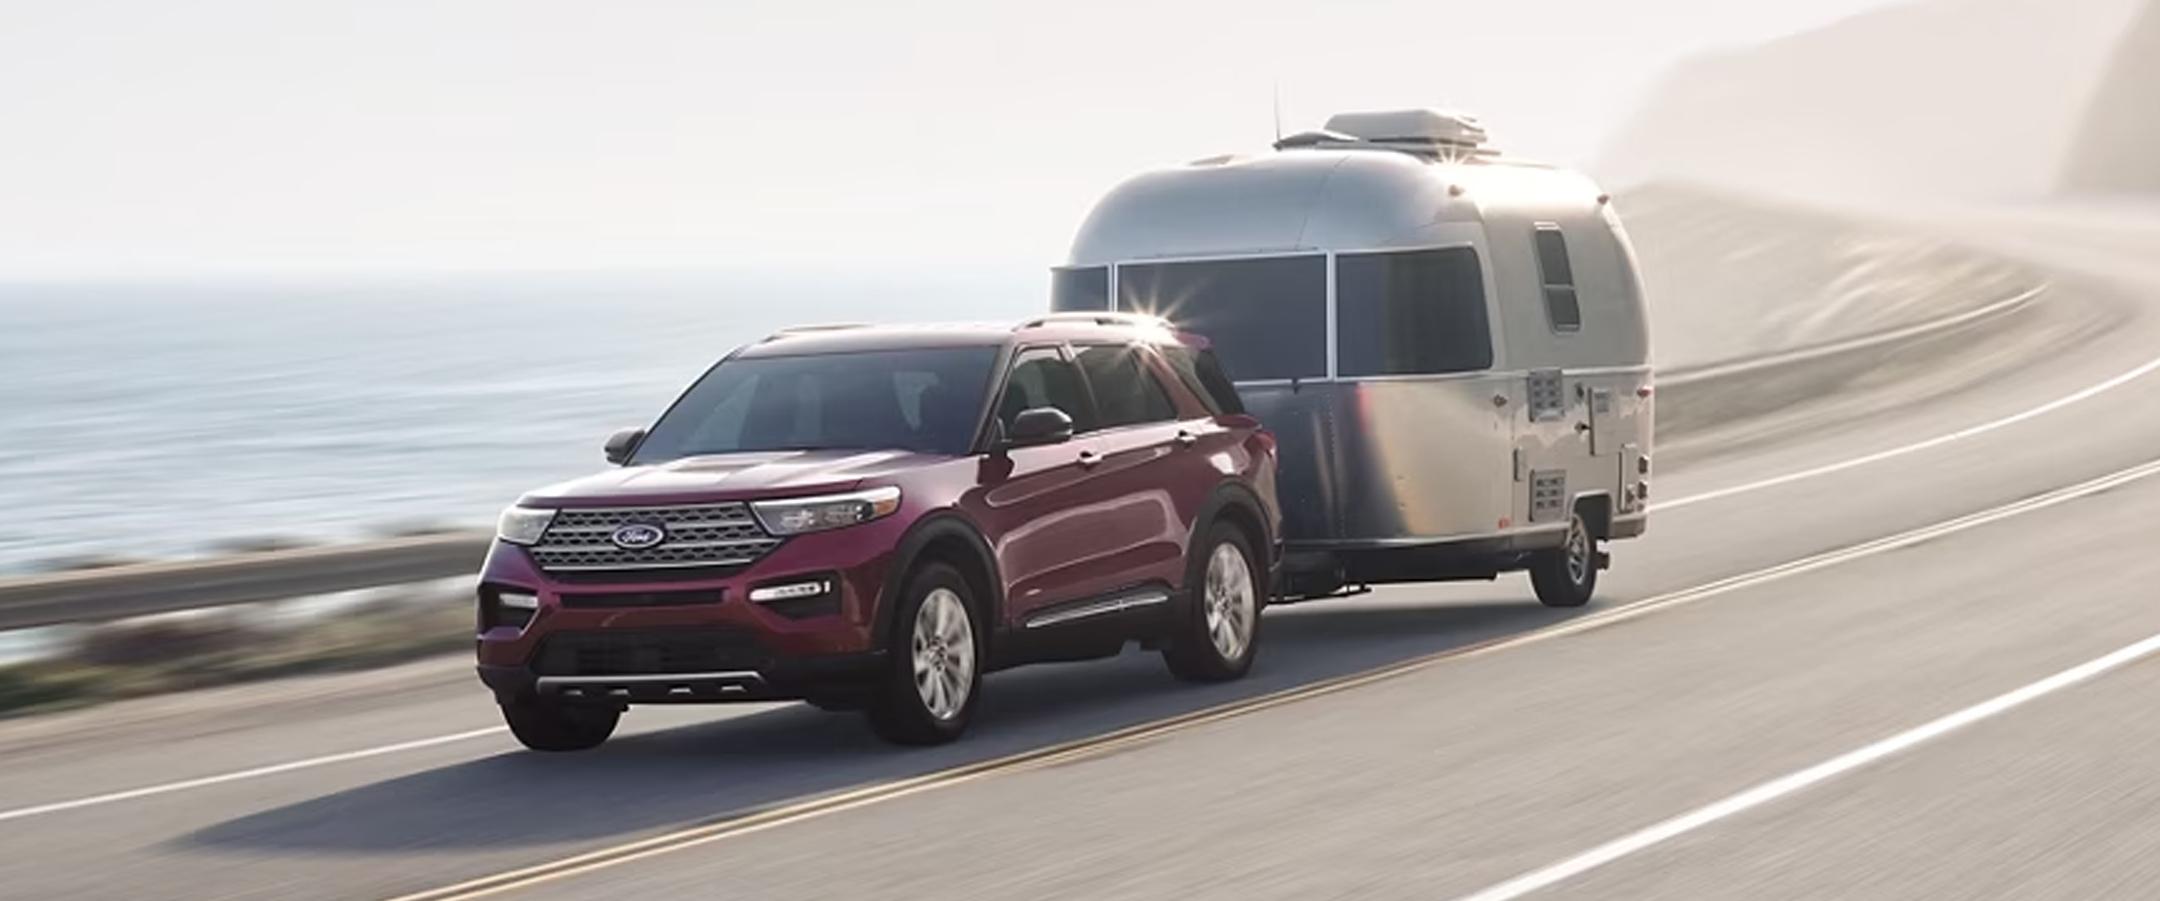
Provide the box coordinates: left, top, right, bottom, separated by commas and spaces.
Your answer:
5, 204, 2160, 900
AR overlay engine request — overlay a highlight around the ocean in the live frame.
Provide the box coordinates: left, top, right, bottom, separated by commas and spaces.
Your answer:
0, 269, 1045, 576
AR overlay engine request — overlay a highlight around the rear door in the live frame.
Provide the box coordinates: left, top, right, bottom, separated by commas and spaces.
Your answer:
1065, 342, 1193, 596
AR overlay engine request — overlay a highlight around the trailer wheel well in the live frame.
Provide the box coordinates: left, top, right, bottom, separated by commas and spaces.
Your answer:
1575, 494, 1613, 541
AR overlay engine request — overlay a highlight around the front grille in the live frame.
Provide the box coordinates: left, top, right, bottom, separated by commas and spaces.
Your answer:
529, 503, 783, 575
531, 628, 768, 676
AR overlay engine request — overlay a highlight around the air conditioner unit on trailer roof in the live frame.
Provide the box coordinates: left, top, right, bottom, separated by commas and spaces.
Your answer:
1274, 107, 1497, 159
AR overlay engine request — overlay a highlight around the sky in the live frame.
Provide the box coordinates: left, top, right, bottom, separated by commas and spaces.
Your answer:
0, 0, 1916, 277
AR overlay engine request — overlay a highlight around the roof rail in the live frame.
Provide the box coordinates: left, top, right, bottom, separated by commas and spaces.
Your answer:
1016, 311, 1176, 331
758, 322, 877, 343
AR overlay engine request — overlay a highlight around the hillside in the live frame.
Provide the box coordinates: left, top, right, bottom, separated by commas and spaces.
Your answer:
1616, 183, 2036, 368
2060, 0, 2160, 194
1595, 0, 2140, 203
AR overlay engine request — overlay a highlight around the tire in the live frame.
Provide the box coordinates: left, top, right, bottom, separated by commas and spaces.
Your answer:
865, 561, 984, 746
500, 697, 620, 752
1529, 509, 1599, 609
1162, 521, 1264, 683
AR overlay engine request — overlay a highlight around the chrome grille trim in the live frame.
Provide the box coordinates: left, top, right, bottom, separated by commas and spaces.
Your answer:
529, 503, 782, 573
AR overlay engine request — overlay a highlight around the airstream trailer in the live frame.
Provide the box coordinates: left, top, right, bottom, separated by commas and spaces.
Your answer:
1051, 108, 1652, 609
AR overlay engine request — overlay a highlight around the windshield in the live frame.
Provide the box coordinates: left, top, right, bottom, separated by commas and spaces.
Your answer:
630, 346, 1001, 463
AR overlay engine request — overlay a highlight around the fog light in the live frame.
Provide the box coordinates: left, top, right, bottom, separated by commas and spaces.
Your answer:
499, 591, 539, 611
750, 581, 830, 603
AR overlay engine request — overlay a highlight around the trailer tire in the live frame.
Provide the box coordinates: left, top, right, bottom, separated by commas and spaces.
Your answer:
1529, 509, 1599, 608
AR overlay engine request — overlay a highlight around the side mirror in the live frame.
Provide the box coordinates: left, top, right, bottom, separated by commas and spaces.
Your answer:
1003, 407, 1074, 449
603, 427, 647, 465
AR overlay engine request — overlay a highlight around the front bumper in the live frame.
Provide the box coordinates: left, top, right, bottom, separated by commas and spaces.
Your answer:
473, 526, 902, 703
477, 650, 886, 704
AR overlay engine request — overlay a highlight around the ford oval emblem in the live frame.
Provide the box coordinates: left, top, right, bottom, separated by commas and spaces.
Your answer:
609, 522, 667, 550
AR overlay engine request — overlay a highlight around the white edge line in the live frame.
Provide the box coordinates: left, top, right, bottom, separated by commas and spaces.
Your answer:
1451, 629, 2160, 901
1, 345, 2156, 829
0, 727, 505, 825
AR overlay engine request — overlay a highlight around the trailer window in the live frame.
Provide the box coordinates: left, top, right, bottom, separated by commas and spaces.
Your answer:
1335, 246, 1494, 376
1050, 266, 1110, 312
1115, 255, 1328, 383
1160, 344, 1248, 416
1533, 226, 1582, 332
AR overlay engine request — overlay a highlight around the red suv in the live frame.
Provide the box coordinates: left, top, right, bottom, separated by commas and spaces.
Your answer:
475, 313, 1281, 748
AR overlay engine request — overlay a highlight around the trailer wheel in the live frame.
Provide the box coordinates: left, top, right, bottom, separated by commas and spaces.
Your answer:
1530, 510, 1599, 608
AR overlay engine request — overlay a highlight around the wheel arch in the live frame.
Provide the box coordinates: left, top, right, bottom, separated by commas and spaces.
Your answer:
875, 512, 1004, 647
1187, 480, 1276, 597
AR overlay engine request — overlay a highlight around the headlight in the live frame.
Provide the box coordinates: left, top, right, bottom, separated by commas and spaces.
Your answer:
751, 487, 902, 536
496, 505, 556, 545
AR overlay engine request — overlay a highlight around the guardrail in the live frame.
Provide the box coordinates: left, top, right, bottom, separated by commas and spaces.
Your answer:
0, 533, 493, 632
0, 283, 2053, 632
1651, 283, 2049, 439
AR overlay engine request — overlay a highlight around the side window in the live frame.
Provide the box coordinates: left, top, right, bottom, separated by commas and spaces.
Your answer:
1160, 344, 1248, 416
1051, 266, 1111, 312
1334, 245, 1495, 376
1533, 226, 1582, 333
1072, 343, 1178, 430
1116, 254, 1328, 382
995, 347, 1095, 435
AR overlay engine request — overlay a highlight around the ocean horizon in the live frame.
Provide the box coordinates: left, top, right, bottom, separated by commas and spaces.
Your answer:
0, 268, 1048, 576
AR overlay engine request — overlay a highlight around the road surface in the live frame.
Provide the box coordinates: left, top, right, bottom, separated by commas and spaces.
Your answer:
4, 205, 2160, 900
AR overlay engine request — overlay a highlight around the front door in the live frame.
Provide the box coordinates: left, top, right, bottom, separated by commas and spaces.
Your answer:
964, 345, 1116, 626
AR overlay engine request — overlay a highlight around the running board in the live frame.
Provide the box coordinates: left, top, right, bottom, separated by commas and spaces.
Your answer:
1021, 587, 1173, 630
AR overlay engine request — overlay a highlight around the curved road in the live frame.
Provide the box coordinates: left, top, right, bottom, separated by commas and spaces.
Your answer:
6, 206, 2160, 900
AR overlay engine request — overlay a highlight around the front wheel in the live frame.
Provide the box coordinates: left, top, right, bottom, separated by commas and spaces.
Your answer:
501, 697, 620, 752
1529, 510, 1599, 608
865, 562, 984, 746
1162, 522, 1263, 683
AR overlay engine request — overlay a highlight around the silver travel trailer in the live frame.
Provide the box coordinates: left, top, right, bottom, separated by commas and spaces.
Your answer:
1051, 108, 1652, 608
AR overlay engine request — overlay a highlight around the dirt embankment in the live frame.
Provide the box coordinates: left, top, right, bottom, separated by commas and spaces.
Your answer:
1620, 182, 2042, 371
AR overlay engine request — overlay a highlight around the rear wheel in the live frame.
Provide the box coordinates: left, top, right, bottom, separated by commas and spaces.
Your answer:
501, 697, 620, 752
1529, 509, 1599, 608
1163, 522, 1263, 683
865, 562, 983, 746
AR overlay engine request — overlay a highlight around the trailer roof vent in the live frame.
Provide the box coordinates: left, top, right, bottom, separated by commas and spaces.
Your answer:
1274, 108, 1498, 161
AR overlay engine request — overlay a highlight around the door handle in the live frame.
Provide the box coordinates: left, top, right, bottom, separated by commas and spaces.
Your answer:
1175, 430, 1198, 448
1077, 449, 1101, 468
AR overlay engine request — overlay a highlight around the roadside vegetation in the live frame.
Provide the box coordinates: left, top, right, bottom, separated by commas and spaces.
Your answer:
0, 586, 471, 718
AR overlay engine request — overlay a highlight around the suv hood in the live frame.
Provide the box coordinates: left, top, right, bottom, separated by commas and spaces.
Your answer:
520, 449, 952, 506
